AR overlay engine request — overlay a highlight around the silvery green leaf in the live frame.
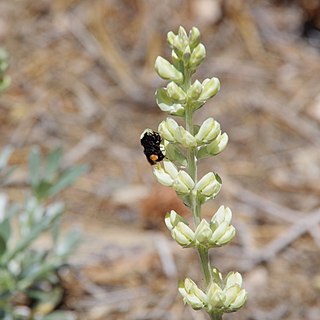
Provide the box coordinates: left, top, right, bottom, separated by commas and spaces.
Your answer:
47, 164, 88, 197
164, 143, 187, 166
55, 229, 80, 258
28, 147, 41, 188
45, 148, 63, 181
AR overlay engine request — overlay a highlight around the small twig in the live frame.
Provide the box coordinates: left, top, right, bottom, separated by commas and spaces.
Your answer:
244, 209, 320, 271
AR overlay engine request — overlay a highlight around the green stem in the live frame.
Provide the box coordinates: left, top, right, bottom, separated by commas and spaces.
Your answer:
211, 313, 223, 320
183, 68, 212, 289
198, 247, 212, 286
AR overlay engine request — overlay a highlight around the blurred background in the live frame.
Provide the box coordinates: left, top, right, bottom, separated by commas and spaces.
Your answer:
1, 0, 320, 319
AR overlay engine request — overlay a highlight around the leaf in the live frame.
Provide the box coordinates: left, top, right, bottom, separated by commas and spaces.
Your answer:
55, 229, 81, 258
0, 234, 6, 256
0, 218, 11, 243
164, 143, 187, 166
47, 165, 88, 197
45, 148, 63, 181
28, 148, 42, 187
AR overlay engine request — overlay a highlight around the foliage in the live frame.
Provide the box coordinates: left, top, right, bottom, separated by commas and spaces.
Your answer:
0, 147, 87, 319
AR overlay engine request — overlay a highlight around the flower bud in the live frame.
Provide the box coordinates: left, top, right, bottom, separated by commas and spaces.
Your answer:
196, 172, 221, 198
195, 118, 221, 144
155, 56, 183, 83
165, 210, 185, 231
153, 165, 174, 187
224, 285, 240, 307
211, 206, 232, 225
173, 171, 195, 194
174, 126, 197, 148
167, 31, 176, 47
156, 88, 185, 116
172, 221, 195, 246
178, 26, 189, 47
210, 221, 229, 243
210, 206, 236, 246
214, 225, 236, 246
183, 45, 191, 64
179, 278, 207, 310
187, 80, 202, 100
207, 283, 226, 309
163, 160, 179, 179
207, 132, 228, 155
166, 82, 186, 102
198, 77, 220, 102
225, 272, 243, 289
194, 219, 212, 245
158, 118, 179, 142
189, 43, 206, 69
229, 288, 247, 310
189, 27, 201, 50
204, 271, 247, 313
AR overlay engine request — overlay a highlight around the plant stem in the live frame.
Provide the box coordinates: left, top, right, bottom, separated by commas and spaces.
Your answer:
211, 313, 223, 320
198, 247, 212, 286
183, 69, 212, 289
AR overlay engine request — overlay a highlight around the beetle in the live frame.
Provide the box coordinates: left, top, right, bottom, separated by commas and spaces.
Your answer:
140, 129, 165, 165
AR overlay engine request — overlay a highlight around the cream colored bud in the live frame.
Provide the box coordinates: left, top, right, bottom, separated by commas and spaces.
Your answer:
166, 82, 186, 101
198, 77, 220, 102
172, 221, 195, 246
179, 278, 207, 310
229, 289, 247, 310
155, 56, 183, 83
215, 225, 236, 246
158, 120, 175, 141
225, 272, 243, 289
195, 118, 221, 144
210, 221, 229, 243
163, 160, 179, 179
189, 43, 206, 68
167, 31, 176, 47
207, 132, 228, 155
202, 181, 221, 198
196, 172, 221, 198
194, 219, 212, 244
224, 285, 241, 307
211, 206, 232, 225
153, 166, 174, 186
196, 172, 215, 191
178, 171, 195, 190
174, 126, 197, 148
178, 26, 188, 44
189, 27, 201, 50
188, 80, 202, 100
165, 210, 184, 231
183, 45, 191, 62
207, 283, 226, 309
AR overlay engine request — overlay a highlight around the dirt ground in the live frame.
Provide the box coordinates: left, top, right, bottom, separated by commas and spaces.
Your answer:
1, 0, 320, 319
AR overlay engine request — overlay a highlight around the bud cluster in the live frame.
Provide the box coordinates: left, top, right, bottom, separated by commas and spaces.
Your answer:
179, 269, 247, 314
165, 206, 235, 248
155, 27, 220, 116
142, 26, 247, 319
154, 161, 221, 202
158, 117, 228, 159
